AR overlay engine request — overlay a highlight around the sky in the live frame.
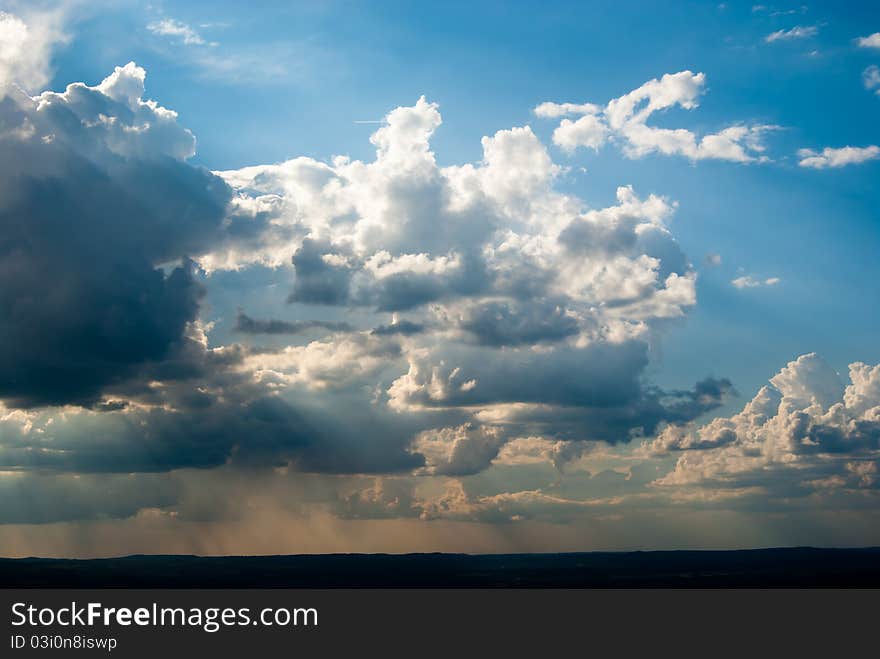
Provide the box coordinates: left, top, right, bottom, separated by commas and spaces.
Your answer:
1, 0, 880, 556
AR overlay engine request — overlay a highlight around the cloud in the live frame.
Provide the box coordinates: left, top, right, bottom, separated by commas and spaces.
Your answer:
797, 145, 880, 168
388, 339, 731, 448
770, 352, 845, 408
705, 253, 722, 267
147, 18, 209, 46
552, 114, 609, 152
456, 299, 580, 346
0, 472, 180, 524
0, 323, 423, 475
765, 25, 818, 42
240, 331, 403, 391
731, 275, 780, 288
215, 101, 697, 325
0, 61, 248, 407
1, 47, 879, 549
863, 65, 880, 96
389, 340, 651, 412
463, 376, 732, 446
371, 316, 425, 336
648, 353, 880, 497
0, 8, 67, 96
210, 98, 718, 467
144, 17, 313, 85
856, 32, 880, 49
0, 311, 310, 472
0, 62, 730, 529
752, 5, 808, 16
535, 71, 775, 162
411, 423, 508, 475
533, 101, 602, 118
234, 310, 353, 335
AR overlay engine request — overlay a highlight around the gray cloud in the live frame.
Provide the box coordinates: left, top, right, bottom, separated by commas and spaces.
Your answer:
391, 341, 650, 410
371, 319, 425, 336
0, 64, 256, 409
457, 300, 579, 347
234, 310, 353, 335
288, 238, 353, 305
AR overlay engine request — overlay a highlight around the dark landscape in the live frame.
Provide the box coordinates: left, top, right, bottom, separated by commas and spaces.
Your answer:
2, 547, 879, 588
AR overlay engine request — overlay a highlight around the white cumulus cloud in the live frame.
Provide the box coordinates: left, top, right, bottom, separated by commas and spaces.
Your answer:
535, 71, 775, 163
648, 354, 880, 498
797, 145, 880, 169
856, 32, 880, 49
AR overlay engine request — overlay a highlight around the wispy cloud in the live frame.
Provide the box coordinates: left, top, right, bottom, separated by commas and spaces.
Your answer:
752, 5, 809, 16
147, 18, 213, 47
185, 46, 295, 85
765, 25, 818, 42
864, 65, 880, 96
731, 275, 780, 289
144, 17, 316, 86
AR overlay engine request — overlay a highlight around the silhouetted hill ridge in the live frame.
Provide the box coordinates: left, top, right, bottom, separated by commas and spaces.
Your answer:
2, 547, 879, 588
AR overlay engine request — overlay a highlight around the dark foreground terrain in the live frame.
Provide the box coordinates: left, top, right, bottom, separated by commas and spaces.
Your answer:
2, 547, 879, 587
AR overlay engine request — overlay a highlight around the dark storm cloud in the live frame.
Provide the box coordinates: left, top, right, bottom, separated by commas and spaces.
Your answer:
0, 326, 445, 475
234, 310, 353, 335
0, 390, 436, 475
0, 156, 211, 407
0, 65, 357, 481
0, 393, 312, 473
0, 72, 243, 409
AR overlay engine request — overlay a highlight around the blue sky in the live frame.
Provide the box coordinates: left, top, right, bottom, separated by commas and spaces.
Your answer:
1, 0, 880, 555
